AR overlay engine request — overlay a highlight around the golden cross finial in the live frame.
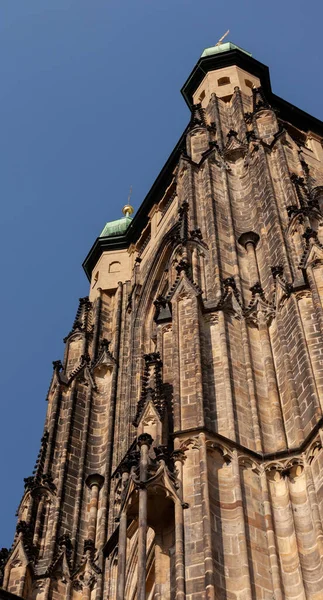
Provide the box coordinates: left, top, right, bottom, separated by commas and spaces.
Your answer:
127, 185, 133, 204
122, 185, 134, 217
216, 29, 230, 46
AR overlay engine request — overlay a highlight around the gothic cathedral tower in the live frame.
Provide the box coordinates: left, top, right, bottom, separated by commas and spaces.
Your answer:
2, 41, 323, 600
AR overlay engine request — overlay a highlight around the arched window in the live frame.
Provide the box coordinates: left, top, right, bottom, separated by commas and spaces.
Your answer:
109, 261, 121, 273
218, 76, 230, 86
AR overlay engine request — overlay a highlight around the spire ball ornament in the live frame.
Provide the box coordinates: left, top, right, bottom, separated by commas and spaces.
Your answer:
122, 204, 134, 217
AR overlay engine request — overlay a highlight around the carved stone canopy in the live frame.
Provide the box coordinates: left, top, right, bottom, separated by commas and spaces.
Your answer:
85, 474, 104, 490
238, 231, 260, 249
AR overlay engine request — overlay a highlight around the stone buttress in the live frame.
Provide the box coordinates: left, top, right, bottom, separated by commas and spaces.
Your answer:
3, 41, 323, 600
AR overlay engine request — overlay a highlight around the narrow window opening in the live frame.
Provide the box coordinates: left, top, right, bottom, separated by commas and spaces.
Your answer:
218, 76, 230, 86
245, 79, 254, 89
92, 271, 99, 288
198, 90, 206, 102
109, 261, 121, 273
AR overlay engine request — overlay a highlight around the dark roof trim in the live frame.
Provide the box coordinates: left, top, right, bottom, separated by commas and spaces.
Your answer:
82, 128, 188, 280
181, 49, 272, 107
271, 93, 323, 137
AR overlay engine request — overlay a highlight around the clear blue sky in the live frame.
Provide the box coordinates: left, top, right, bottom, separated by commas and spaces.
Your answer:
0, 0, 322, 548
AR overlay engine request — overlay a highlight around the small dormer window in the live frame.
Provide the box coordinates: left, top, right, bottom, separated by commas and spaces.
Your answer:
218, 76, 230, 86
245, 79, 254, 89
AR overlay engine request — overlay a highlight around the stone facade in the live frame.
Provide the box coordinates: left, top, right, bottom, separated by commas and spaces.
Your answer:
2, 43, 323, 600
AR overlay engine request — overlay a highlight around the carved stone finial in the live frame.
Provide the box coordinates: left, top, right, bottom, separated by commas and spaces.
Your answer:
175, 259, 190, 274
154, 445, 169, 463
303, 227, 317, 241
100, 338, 110, 350
83, 539, 95, 554
223, 276, 236, 289
249, 282, 263, 295
290, 173, 304, 186
190, 228, 203, 241
58, 533, 72, 552
81, 353, 91, 364
172, 449, 186, 464
271, 265, 284, 279
64, 297, 92, 343
227, 129, 238, 139
137, 433, 153, 448
52, 360, 63, 371
252, 86, 271, 112
127, 451, 140, 469
15, 521, 35, 561
286, 204, 299, 217
120, 460, 132, 475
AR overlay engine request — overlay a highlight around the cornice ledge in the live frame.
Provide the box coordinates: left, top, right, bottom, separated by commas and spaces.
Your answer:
172, 418, 323, 463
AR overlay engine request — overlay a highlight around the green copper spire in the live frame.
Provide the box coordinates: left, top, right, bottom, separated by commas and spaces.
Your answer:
201, 41, 252, 59
99, 204, 134, 238
99, 216, 132, 238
